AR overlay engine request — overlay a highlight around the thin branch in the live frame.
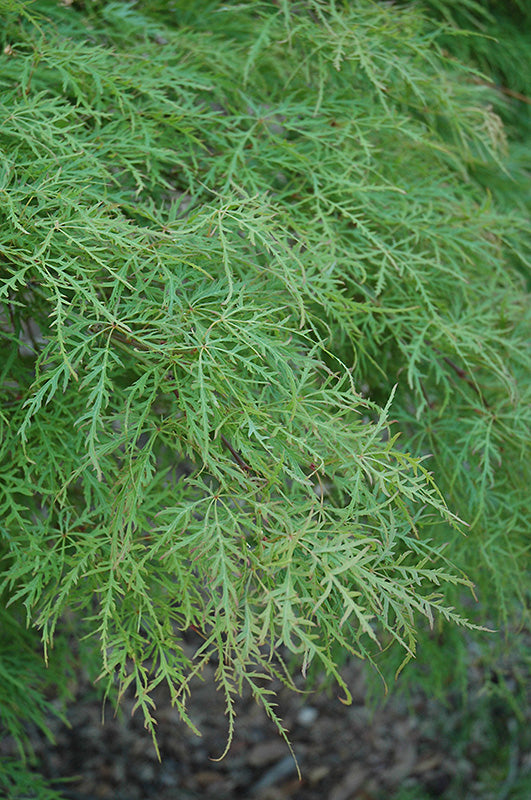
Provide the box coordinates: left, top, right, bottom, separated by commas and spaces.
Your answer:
170, 386, 252, 474
474, 78, 531, 106
427, 340, 489, 407
220, 433, 253, 474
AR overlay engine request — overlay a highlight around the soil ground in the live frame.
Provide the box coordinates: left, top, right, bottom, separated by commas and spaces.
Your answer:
2, 636, 530, 800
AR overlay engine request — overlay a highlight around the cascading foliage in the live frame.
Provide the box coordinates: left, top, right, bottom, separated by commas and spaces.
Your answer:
0, 0, 529, 790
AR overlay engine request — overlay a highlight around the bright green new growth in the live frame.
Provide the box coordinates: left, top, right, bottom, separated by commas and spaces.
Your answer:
0, 0, 529, 778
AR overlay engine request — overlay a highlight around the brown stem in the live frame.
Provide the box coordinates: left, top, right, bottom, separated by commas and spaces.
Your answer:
220, 434, 252, 474
473, 78, 531, 106
419, 379, 436, 410
170, 386, 251, 474
441, 355, 482, 397
427, 340, 489, 407
108, 327, 151, 352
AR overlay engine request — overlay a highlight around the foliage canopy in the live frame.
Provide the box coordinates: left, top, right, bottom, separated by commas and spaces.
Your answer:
0, 0, 529, 792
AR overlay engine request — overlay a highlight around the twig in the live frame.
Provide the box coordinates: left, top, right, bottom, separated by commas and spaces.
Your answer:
107, 327, 152, 352
441, 355, 482, 397
170, 386, 252, 474
220, 433, 252, 473
426, 340, 488, 407
474, 78, 531, 106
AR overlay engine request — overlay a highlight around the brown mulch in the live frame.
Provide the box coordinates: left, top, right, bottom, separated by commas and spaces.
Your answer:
2, 639, 530, 800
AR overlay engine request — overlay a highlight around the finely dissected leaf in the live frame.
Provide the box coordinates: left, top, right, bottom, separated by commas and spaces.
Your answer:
0, 0, 529, 778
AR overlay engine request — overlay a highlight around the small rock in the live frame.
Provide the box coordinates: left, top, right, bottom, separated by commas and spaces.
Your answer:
308, 764, 330, 784
195, 770, 227, 787
296, 706, 319, 727
136, 762, 156, 783
251, 755, 298, 794
248, 740, 289, 767
329, 764, 369, 800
